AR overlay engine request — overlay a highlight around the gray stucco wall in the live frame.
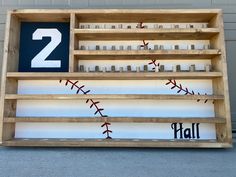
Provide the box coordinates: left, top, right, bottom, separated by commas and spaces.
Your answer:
0, 0, 235, 131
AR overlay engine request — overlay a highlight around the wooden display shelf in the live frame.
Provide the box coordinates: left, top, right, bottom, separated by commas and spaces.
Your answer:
75, 9, 219, 24
4, 94, 224, 100
74, 28, 219, 40
8, 9, 220, 24
3, 138, 231, 148
7, 72, 222, 80
9, 9, 71, 22
0, 9, 232, 148
74, 50, 221, 60
4, 117, 226, 123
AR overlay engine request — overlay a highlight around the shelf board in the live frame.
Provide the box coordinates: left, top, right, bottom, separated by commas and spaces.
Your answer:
74, 50, 221, 59
11, 9, 220, 23
5, 94, 224, 100
74, 28, 219, 40
75, 9, 219, 23
4, 117, 226, 123
3, 138, 231, 148
7, 72, 222, 80
12, 9, 221, 23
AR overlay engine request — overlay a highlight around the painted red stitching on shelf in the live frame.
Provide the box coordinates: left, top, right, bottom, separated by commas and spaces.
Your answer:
148, 59, 160, 70
59, 80, 112, 139
137, 22, 211, 104
141, 40, 149, 48
148, 59, 211, 104
165, 79, 210, 103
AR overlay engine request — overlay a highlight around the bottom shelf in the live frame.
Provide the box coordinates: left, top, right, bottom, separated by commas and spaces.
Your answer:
3, 138, 232, 148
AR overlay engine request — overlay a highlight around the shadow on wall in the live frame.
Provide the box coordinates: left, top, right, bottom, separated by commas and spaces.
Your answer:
0, 42, 3, 96
226, 41, 236, 130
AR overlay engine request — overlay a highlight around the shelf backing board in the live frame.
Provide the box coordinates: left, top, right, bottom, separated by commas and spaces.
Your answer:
0, 9, 232, 148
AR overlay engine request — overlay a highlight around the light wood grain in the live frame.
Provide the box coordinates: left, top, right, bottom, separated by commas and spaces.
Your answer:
6, 72, 222, 80
74, 28, 219, 40
0, 11, 11, 144
11, 9, 220, 24
69, 13, 76, 72
3, 138, 232, 148
0, 12, 19, 143
4, 117, 226, 123
75, 9, 220, 23
210, 11, 233, 144
74, 50, 221, 60
4, 94, 224, 100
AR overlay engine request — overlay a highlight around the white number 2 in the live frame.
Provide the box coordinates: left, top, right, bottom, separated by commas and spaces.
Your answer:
31, 29, 62, 68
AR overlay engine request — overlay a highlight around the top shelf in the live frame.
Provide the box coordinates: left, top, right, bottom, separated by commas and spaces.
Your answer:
74, 28, 219, 40
74, 9, 220, 23
10, 9, 220, 27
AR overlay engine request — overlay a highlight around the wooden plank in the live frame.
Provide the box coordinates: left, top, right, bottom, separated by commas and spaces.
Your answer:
4, 13, 21, 142
0, 11, 19, 143
75, 9, 220, 23
3, 138, 232, 148
6, 72, 223, 80
0, 12, 11, 144
219, 11, 233, 144
6, 16, 20, 72
11, 9, 75, 14
4, 94, 224, 100
4, 117, 226, 123
11, 12, 70, 22
69, 13, 75, 72
11, 9, 221, 14
74, 50, 221, 60
74, 28, 219, 40
210, 11, 233, 144
10, 9, 220, 23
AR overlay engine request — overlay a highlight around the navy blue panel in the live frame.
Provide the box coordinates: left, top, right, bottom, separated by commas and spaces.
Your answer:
18, 22, 69, 72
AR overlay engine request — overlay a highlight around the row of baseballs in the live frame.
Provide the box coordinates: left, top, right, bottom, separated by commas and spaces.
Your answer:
78, 64, 212, 72
80, 44, 211, 50
79, 24, 208, 29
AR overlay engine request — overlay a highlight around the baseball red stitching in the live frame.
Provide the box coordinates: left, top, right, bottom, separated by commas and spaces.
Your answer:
148, 58, 212, 104
165, 79, 209, 103
141, 40, 149, 48
137, 22, 212, 104
59, 80, 112, 139
148, 59, 160, 70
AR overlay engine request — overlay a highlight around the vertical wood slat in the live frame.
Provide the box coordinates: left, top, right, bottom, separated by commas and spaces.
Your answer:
3, 13, 20, 141
209, 10, 232, 144
0, 12, 11, 144
0, 11, 19, 143
69, 13, 75, 72
216, 11, 232, 143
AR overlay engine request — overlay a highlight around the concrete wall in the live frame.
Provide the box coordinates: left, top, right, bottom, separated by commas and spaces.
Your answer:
0, 0, 235, 131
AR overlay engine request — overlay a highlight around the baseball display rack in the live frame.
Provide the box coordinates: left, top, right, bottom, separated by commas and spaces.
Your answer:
0, 9, 232, 148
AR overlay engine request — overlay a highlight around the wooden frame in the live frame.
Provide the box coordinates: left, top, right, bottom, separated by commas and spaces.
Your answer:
0, 9, 232, 148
